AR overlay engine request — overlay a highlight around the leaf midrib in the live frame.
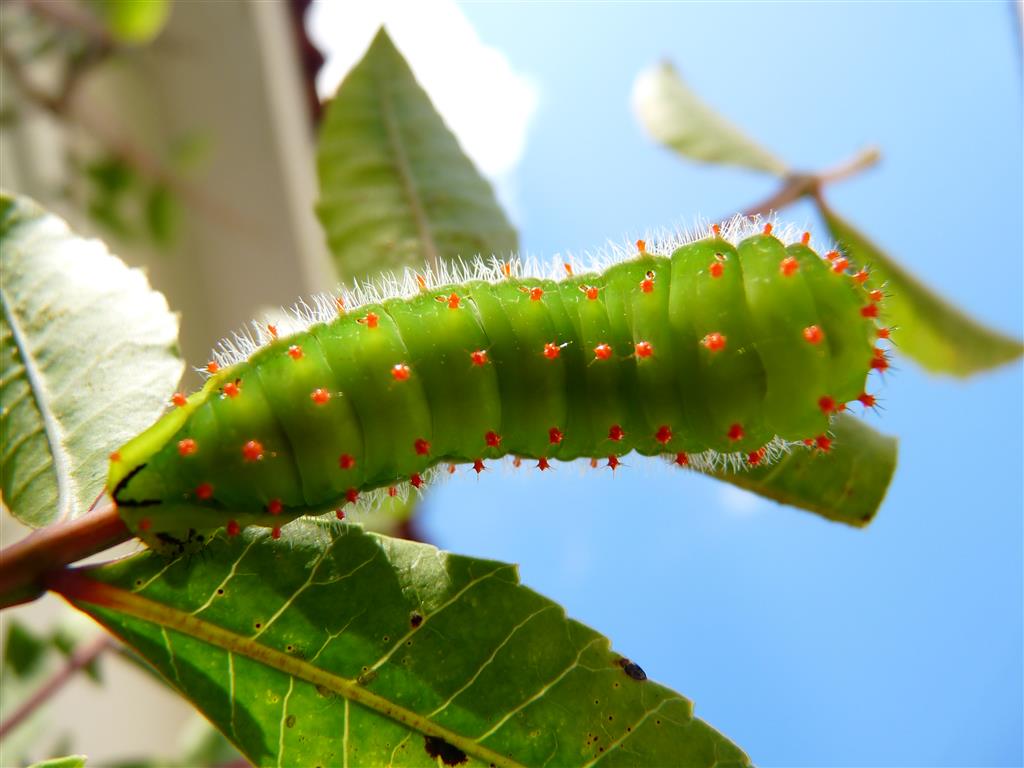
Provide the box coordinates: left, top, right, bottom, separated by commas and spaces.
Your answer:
371, 44, 441, 268
58, 572, 524, 768
0, 269, 74, 520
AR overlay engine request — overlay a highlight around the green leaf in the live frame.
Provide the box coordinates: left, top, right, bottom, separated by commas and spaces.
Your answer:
632, 61, 789, 176
88, 0, 170, 45
55, 522, 750, 767
4, 620, 48, 679
316, 28, 518, 280
28, 756, 87, 768
820, 203, 1024, 376
711, 414, 898, 527
0, 192, 183, 527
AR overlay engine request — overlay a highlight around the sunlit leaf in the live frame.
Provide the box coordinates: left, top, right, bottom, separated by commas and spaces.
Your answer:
820, 203, 1024, 376
317, 28, 518, 280
56, 522, 751, 767
711, 414, 897, 527
0, 193, 183, 527
27, 756, 87, 768
88, 0, 170, 45
633, 61, 788, 176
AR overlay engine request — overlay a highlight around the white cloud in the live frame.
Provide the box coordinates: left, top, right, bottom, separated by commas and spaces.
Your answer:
307, 0, 537, 184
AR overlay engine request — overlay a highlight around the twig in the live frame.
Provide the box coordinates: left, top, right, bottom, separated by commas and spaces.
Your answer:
740, 146, 882, 219
0, 502, 130, 610
0, 632, 114, 739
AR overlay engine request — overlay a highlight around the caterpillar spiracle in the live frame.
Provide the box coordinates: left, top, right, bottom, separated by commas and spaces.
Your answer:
108, 217, 888, 553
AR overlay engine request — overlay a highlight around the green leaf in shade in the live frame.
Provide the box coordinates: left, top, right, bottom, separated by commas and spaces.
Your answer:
4, 620, 48, 679
632, 61, 789, 176
0, 193, 183, 527
711, 414, 898, 527
88, 0, 170, 45
820, 202, 1024, 376
28, 756, 87, 768
53, 522, 750, 768
316, 28, 518, 280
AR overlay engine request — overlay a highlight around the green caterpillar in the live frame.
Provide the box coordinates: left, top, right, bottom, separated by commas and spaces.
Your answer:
109, 219, 887, 552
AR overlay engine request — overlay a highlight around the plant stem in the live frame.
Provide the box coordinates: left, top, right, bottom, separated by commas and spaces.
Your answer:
740, 146, 882, 219
0, 502, 130, 610
0, 632, 114, 739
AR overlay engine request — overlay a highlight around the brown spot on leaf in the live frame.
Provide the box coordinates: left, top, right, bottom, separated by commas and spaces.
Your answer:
410, 611, 423, 628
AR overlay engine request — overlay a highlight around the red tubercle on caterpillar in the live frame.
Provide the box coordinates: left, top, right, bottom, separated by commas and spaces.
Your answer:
779, 256, 799, 277
580, 284, 600, 301
226, 520, 241, 537
594, 343, 613, 361
171, 392, 188, 408
338, 453, 356, 470
608, 424, 625, 441
109, 451, 121, 462
473, 459, 486, 474
242, 440, 264, 462
414, 438, 431, 456
711, 224, 721, 237
548, 426, 564, 445
858, 392, 877, 408
853, 270, 870, 285
359, 312, 379, 329
436, 293, 461, 310
607, 455, 621, 471
727, 423, 744, 442
178, 438, 197, 457
589, 458, 599, 469
195, 482, 214, 500
636, 239, 647, 254
388, 486, 397, 497
267, 324, 278, 339
335, 508, 345, 520
207, 361, 220, 374
272, 526, 281, 540
763, 223, 773, 236
410, 473, 423, 488
513, 457, 523, 468
674, 452, 689, 467
870, 347, 890, 372
543, 342, 561, 360
708, 260, 724, 279
345, 488, 359, 504
747, 448, 766, 466
537, 457, 551, 471
815, 435, 832, 452
877, 326, 891, 340
416, 274, 427, 292
635, 341, 653, 358
470, 349, 489, 366
311, 388, 330, 404
803, 325, 824, 344
287, 345, 303, 360
826, 250, 840, 262
391, 363, 411, 381
563, 263, 573, 277
832, 257, 850, 273
861, 304, 879, 318
801, 231, 811, 246
702, 332, 726, 352
640, 270, 656, 293
869, 289, 885, 303
502, 261, 512, 278
520, 285, 544, 301
267, 499, 283, 516
222, 380, 241, 398
485, 430, 502, 448
335, 296, 346, 314
818, 395, 837, 414
655, 425, 673, 445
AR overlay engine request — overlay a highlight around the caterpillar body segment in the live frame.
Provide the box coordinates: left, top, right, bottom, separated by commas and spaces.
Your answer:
109, 221, 882, 549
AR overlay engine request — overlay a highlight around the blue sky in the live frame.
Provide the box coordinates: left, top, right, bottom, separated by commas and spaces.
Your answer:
402, 3, 1023, 765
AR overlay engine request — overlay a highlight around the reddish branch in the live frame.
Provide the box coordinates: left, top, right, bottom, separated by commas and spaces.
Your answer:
0, 502, 131, 609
